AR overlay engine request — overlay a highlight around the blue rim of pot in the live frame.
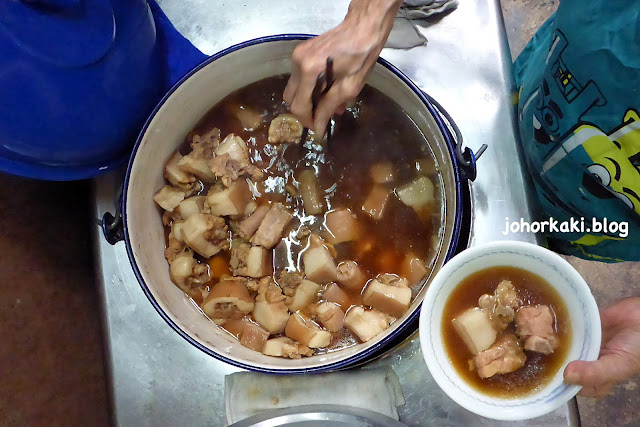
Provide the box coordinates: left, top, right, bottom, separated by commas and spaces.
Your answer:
123, 33, 470, 374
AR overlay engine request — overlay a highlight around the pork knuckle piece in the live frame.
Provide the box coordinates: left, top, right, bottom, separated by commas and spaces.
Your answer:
154, 185, 186, 212
344, 306, 392, 343
201, 278, 254, 325
369, 162, 395, 184
515, 305, 558, 354
239, 321, 270, 352
230, 242, 272, 278
181, 213, 230, 258
361, 184, 390, 220
474, 334, 526, 378
178, 129, 220, 183
234, 106, 264, 131
396, 176, 434, 210
362, 274, 412, 318
237, 205, 270, 240
175, 196, 206, 220
399, 254, 428, 286
324, 209, 360, 244
216, 133, 250, 166
336, 261, 367, 292
452, 308, 497, 355
206, 180, 253, 216
268, 114, 304, 144
168, 250, 210, 298
287, 279, 321, 312
252, 279, 290, 333
302, 234, 338, 283
164, 151, 196, 190
315, 302, 345, 332
284, 312, 332, 348
322, 283, 350, 309
251, 203, 294, 249
478, 279, 520, 330
262, 337, 313, 358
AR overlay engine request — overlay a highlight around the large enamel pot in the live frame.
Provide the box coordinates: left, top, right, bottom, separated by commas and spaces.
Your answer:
120, 35, 478, 373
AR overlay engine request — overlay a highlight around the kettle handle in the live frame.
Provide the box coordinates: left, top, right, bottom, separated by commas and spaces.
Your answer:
421, 92, 487, 182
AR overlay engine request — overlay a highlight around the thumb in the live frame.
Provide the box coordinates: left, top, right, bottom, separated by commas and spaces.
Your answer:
564, 355, 630, 387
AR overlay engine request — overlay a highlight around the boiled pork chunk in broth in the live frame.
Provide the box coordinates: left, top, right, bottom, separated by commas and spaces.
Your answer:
515, 305, 559, 355
153, 76, 443, 358
473, 334, 526, 378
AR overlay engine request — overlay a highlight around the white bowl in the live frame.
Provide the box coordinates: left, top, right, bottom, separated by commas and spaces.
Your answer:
419, 240, 601, 420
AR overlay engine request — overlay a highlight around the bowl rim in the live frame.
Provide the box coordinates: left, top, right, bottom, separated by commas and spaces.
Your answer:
122, 33, 466, 373
418, 240, 602, 420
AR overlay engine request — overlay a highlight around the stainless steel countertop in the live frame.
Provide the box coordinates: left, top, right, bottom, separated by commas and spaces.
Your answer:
92, 0, 578, 425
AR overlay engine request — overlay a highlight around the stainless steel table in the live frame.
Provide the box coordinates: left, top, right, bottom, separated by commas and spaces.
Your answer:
93, 0, 580, 425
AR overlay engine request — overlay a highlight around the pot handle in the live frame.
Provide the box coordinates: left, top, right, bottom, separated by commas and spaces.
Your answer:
422, 92, 487, 182
101, 185, 125, 245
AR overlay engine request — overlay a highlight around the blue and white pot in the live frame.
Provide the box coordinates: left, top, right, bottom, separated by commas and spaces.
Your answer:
120, 35, 478, 373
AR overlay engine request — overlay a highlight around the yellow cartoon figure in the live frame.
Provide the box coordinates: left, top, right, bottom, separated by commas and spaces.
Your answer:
542, 109, 640, 215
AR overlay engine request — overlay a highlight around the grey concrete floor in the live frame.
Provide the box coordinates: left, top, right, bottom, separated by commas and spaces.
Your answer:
499, 1, 640, 426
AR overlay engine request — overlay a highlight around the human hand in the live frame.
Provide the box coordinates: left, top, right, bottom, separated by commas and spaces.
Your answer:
283, 0, 402, 135
564, 297, 640, 398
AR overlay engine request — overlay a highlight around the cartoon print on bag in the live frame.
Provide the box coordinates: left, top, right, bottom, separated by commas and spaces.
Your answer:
542, 109, 640, 215
519, 30, 607, 145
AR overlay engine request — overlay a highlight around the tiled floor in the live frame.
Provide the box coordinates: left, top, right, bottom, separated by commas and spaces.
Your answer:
1, 2, 638, 426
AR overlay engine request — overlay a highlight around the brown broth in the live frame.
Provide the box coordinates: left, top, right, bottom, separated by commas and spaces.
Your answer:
171, 75, 444, 352
441, 266, 571, 398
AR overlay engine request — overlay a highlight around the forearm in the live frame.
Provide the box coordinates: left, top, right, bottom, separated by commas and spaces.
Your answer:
344, 0, 404, 46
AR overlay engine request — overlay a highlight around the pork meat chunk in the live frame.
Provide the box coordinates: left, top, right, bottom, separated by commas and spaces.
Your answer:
237, 205, 270, 240
262, 337, 313, 359
154, 185, 185, 212
164, 151, 197, 191
336, 261, 367, 292
181, 213, 230, 258
201, 278, 254, 325
452, 308, 497, 355
206, 180, 253, 217
515, 305, 558, 355
251, 203, 294, 249
168, 249, 210, 300
252, 278, 290, 333
344, 306, 392, 343
362, 274, 411, 318
230, 242, 272, 278
474, 334, 526, 378
209, 153, 263, 187
302, 234, 338, 283
277, 270, 304, 297
478, 279, 521, 330
268, 114, 303, 144
178, 128, 220, 183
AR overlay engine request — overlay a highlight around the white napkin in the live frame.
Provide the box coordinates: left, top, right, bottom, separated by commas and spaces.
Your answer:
224, 368, 406, 425
385, 0, 459, 49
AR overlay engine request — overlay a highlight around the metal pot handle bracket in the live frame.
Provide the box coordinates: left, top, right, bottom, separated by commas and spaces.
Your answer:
101, 183, 124, 245
422, 92, 487, 182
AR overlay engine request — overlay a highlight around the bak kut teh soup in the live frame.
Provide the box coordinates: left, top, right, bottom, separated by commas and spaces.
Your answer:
152, 75, 445, 359
442, 266, 571, 398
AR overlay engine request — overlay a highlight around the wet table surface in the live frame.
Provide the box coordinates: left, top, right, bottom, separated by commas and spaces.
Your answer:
92, 0, 579, 425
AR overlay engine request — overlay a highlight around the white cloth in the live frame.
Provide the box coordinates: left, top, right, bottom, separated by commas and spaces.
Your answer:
385, 0, 459, 49
224, 368, 405, 425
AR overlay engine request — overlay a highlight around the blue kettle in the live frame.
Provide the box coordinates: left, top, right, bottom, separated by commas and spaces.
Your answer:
0, 0, 205, 180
